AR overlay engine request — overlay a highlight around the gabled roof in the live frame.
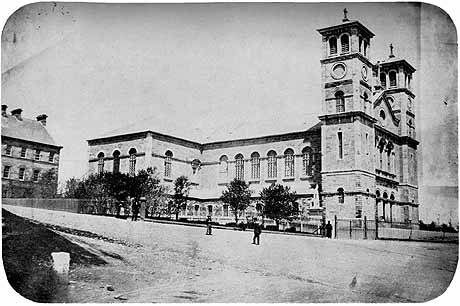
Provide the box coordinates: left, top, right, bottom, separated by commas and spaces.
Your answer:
1, 114, 60, 147
90, 113, 321, 145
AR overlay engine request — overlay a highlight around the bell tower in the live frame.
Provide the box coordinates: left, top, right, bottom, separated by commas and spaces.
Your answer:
317, 10, 377, 221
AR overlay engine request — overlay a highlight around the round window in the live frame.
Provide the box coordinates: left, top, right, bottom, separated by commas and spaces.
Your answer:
331, 63, 347, 80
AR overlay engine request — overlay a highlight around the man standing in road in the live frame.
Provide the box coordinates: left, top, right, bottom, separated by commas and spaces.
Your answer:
252, 218, 262, 245
131, 200, 140, 221
325, 220, 333, 238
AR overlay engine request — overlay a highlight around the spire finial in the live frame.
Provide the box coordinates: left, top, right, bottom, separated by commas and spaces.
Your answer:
389, 43, 395, 58
342, 8, 349, 22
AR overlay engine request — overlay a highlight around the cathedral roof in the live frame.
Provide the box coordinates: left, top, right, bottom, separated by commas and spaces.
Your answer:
1, 113, 60, 147
378, 57, 416, 72
91, 113, 321, 145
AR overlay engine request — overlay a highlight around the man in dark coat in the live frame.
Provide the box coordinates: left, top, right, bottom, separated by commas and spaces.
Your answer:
252, 218, 262, 245
206, 216, 212, 235
325, 220, 333, 238
131, 200, 140, 221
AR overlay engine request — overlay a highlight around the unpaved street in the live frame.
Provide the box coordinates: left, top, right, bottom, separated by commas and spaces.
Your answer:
3, 205, 458, 303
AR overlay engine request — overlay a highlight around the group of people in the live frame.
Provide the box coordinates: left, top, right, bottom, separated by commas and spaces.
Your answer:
205, 216, 263, 245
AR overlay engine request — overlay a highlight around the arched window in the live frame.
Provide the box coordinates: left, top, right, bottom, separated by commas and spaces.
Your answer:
335, 91, 345, 113
390, 194, 395, 201
223, 204, 229, 217
380, 73, 386, 88
329, 37, 337, 55
164, 150, 173, 177
379, 147, 384, 169
112, 150, 120, 173
338, 188, 345, 204
389, 71, 397, 87
284, 148, 295, 177
219, 155, 228, 179
194, 204, 200, 216
363, 92, 368, 111
302, 147, 313, 176
267, 150, 277, 179
128, 148, 137, 176
338, 131, 343, 159
359, 36, 363, 53
376, 190, 381, 198
250, 152, 260, 179
363, 39, 368, 57
235, 154, 244, 180
392, 152, 396, 173
380, 110, 386, 121
340, 34, 349, 53
97, 152, 105, 174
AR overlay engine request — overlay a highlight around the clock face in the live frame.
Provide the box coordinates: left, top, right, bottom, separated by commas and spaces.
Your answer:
361, 66, 368, 81
331, 63, 347, 80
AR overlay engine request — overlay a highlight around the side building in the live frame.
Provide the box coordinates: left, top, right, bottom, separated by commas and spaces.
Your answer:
1, 105, 62, 198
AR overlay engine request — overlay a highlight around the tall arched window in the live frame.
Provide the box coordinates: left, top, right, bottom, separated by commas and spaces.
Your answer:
302, 147, 313, 176
128, 148, 137, 176
340, 34, 349, 53
250, 152, 260, 180
363, 92, 368, 111
335, 91, 345, 113
284, 148, 295, 177
363, 39, 368, 57
164, 150, 173, 177
380, 73, 386, 88
329, 37, 337, 55
219, 155, 228, 180
112, 150, 120, 173
338, 188, 345, 204
235, 154, 244, 180
359, 36, 363, 53
387, 150, 391, 172
392, 152, 396, 173
379, 147, 383, 169
267, 150, 277, 179
97, 152, 104, 174
389, 71, 397, 87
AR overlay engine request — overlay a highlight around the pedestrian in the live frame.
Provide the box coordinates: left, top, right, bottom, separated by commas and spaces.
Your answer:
206, 215, 212, 235
252, 218, 262, 245
131, 200, 140, 221
325, 220, 333, 238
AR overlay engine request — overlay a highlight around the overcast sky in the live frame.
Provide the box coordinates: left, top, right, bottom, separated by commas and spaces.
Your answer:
1, 2, 457, 221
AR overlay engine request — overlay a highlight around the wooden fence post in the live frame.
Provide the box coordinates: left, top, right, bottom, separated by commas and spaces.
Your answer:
364, 216, 367, 239
334, 215, 337, 239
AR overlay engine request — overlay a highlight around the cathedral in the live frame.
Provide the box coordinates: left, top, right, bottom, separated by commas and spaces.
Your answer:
87, 12, 419, 225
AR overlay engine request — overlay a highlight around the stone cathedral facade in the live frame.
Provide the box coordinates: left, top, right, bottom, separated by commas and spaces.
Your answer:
87, 14, 419, 224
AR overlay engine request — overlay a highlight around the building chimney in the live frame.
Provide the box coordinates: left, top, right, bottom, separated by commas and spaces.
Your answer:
36, 114, 48, 126
1, 105, 7, 117
11, 108, 23, 120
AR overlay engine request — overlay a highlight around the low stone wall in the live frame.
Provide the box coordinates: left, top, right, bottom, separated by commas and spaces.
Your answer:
1, 198, 96, 214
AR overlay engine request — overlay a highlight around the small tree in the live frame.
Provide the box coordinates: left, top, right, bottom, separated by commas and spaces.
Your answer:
36, 169, 58, 198
260, 183, 298, 230
221, 178, 251, 224
173, 176, 191, 220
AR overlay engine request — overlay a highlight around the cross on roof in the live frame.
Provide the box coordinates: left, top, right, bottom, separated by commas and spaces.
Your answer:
342, 8, 349, 22
389, 43, 395, 58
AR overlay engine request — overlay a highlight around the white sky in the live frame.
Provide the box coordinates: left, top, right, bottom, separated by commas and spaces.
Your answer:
1, 2, 458, 222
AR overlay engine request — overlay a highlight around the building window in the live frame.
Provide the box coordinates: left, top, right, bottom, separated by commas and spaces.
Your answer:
48, 152, 55, 162
365, 133, 369, 155
219, 155, 228, 181
362, 92, 368, 111
5, 145, 12, 156
3, 166, 11, 178
113, 150, 120, 173
389, 71, 397, 87
250, 152, 260, 179
302, 147, 313, 176
164, 150, 172, 177
329, 37, 337, 55
355, 198, 362, 218
338, 132, 343, 159
129, 148, 137, 176
34, 150, 40, 161
267, 150, 277, 179
223, 204, 229, 217
340, 34, 349, 53
338, 188, 345, 204
387, 151, 391, 172
194, 204, 199, 216
335, 91, 345, 113
97, 152, 105, 173
18, 168, 25, 180
284, 148, 294, 177
392, 152, 396, 173
363, 39, 368, 57
33, 170, 40, 182
235, 153, 244, 181
379, 148, 383, 169
380, 73, 386, 88
20, 147, 26, 158
207, 205, 213, 216
359, 36, 362, 53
